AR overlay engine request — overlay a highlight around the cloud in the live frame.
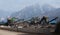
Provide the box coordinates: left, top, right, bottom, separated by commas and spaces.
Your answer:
0, 0, 38, 11
0, 0, 60, 12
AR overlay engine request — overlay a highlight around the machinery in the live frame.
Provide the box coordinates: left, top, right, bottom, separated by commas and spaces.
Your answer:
0, 16, 58, 33
10, 16, 58, 34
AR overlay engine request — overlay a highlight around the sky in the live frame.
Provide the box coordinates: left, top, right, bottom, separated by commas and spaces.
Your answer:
0, 0, 60, 12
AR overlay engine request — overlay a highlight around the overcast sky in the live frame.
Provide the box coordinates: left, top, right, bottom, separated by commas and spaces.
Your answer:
0, 0, 60, 12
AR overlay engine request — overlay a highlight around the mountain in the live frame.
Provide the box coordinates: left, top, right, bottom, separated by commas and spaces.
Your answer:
11, 4, 60, 21
42, 4, 60, 21
11, 4, 43, 19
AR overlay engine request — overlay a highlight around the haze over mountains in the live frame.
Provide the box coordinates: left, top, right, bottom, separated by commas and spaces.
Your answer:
0, 10, 12, 18
11, 4, 60, 21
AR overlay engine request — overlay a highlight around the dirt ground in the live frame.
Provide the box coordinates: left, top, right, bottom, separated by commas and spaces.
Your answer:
0, 29, 26, 35
0, 29, 59, 35
0, 29, 43, 35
